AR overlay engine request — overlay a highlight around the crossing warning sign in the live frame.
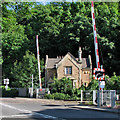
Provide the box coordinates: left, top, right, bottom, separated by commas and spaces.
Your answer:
93, 68, 105, 80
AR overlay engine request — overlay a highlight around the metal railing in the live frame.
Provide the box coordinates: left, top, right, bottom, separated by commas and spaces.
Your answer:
81, 90, 116, 108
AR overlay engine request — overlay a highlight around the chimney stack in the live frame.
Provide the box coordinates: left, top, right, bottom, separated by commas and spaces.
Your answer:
78, 47, 82, 63
45, 55, 48, 68
88, 55, 92, 69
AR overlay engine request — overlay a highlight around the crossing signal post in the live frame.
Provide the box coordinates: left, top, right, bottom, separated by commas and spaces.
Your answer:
93, 67, 105, 106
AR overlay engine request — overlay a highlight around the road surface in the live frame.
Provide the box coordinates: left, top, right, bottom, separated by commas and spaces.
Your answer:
0, 98, 119, 120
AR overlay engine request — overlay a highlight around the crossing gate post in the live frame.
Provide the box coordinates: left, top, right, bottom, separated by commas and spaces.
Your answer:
36, 88, 39, 99
111, 90, 116, 108
93, 90, 97, 105
81, 90, 83, 103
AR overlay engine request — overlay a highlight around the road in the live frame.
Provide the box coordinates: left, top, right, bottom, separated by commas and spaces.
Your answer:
0, 98, 119, 120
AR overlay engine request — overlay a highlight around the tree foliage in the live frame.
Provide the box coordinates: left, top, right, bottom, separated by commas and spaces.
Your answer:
86, 74, 120, 90
105, 73, 120, 90
11, 50, 44, 88
2, 2, 120, 87
50, 77, 73, 95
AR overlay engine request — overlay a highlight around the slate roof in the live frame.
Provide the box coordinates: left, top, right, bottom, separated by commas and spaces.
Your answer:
82, 58, 90, 68
47, 58, 61, 68
46, 53, 90, 69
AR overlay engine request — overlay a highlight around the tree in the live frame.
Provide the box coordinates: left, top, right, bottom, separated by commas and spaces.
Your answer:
2, 2, 120, 84
105, 73, 120, 90
2, 24, 29, 80
11, 50, 44, 88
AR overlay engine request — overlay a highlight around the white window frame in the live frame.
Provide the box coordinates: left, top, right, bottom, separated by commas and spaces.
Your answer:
65, 66, 72, 75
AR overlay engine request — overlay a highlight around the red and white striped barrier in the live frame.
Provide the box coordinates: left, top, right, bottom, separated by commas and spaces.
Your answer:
91, 1, 100, 68
91, 1, 105, 91
36, 35, 42, 90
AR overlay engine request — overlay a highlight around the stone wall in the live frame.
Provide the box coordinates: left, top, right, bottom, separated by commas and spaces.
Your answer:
57, 56, 79, 88
81, 69, 91, 87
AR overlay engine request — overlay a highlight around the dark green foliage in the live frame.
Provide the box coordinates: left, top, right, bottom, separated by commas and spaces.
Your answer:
53, 93, 66, 100
46, 77, 83, 100
44, 93, 69, 100
44, 74, 120, 100
86, 78, 99, 90
50, 77, 73, 95
2, 2, 120, 88
11, 50, 44, 88
105, 73, 120, 90
1, 86, 18, 97
44, 93, 54, 99
86, 74, 120, 91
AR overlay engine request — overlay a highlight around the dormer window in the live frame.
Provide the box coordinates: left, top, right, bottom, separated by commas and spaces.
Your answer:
65, 66, 72, 75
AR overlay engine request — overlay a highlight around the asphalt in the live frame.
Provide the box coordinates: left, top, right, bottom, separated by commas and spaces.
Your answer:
27, 98, 120, 115
1, 97, 120, 114
41, 98, 120, 114
69, 105, 120, 114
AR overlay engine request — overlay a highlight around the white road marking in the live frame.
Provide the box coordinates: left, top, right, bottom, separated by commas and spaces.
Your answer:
1, 114, 33, 118
0, 102, 31, 113
0, 102, 57, 119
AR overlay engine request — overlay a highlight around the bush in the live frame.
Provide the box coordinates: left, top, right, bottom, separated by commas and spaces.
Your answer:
44, 93, 71, 100
1, 86, 18, 97
71, 94, 79, 100
0, 85, 11, 90
64, 94, 71, 100
50, 77, 73, 95
44, 94, 54, 99
53, 93, 65, 100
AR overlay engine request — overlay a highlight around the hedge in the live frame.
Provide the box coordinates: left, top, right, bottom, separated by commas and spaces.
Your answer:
0, 86, 18, 97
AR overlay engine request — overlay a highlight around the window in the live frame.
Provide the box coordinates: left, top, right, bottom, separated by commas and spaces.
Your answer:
84, 82, 88, 87
65, 66, 72, 75
83, 71, 90, 74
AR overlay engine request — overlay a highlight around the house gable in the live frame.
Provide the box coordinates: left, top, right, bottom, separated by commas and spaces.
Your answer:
45, 49, 92, 88
57, 52, 80, 69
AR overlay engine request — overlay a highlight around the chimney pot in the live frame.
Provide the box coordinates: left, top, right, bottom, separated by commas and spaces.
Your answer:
78, 47, 82, 63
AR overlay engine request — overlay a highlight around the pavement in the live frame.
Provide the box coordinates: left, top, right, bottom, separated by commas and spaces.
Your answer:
1, 97, 120, 114
40, 98, 120, 114
68, 104, 120, 114
63, 100, 120, 114
15, 98, 120, 114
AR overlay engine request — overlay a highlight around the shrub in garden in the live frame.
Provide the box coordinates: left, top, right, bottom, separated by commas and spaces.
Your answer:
44, 94, 54, 99
71, 94, 79, 100
1, 86, 18, 97
50, 77, 73, 95
53, 93, 66, 100
64, 94, 71, 100
105, 74, 120, 90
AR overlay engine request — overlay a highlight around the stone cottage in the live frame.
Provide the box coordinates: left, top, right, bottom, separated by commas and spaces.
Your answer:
45, 47, 92, 88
